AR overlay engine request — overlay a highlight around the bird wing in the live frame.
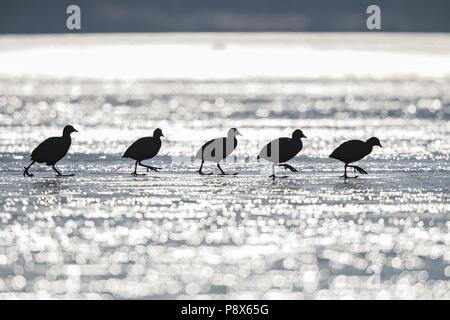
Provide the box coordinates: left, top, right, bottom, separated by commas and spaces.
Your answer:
31, 137, 69, 164
329, 140, 368, 163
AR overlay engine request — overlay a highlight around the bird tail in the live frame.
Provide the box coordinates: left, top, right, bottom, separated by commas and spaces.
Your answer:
329, 151, 337, 159
195, 148, 203, 160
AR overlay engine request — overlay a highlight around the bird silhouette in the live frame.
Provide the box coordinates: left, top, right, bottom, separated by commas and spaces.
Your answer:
195, 128, 242, 175
123, 128, 164, 176
23, 125, 78, 177
329, 137, 382, 179
257, 129, 307, 179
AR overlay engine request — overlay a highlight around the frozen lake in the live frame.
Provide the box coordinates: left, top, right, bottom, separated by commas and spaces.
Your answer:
0, 33, 449, 299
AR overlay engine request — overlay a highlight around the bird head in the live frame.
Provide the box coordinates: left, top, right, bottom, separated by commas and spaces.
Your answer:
228, 128, 242, 137
154, 128, 164, 138
366, 137, 382, 148
63, 125, 78, 136
292, 129, 307, 140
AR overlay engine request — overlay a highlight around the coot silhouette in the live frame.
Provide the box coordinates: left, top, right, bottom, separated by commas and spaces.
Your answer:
257, 129, 307, 179
329, 137, 382, 179
195, 128, 242, 175
23, 125, 78, 177
123, 128, 164, 176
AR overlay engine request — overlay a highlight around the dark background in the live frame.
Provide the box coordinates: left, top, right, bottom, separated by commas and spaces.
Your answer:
1, 0, 449, 34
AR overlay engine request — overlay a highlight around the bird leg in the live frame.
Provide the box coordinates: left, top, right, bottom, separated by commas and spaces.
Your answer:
23, 161, 35, 177
138, 161, 161, 173
217, 163, 237, 176
339, 164, 358, 180
268, 164, 288, 179
269, 164, 275, 179
131, 161, 146, 176
197, 161, 213, 175
53, 165, 75, 177
278, 164, 298, 172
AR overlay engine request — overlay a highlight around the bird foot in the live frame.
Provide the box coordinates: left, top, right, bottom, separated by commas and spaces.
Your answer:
131, 172, 147, 176
279, 164, 298, 172
269, 174, 288, 179
219, 172, 238, 176
56, 174, 76, 178
146, 166, 161, 172
339, 174, 358, 180
350, 166, 368, 175
197, 170, 213, 175
23, 167, 34, 177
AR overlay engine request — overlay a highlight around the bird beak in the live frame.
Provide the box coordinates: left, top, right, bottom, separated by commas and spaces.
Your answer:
236, 130, 242, 136
161, 133, 165, 137
302, 134, 307, 139
378, 143, 382, 148
74, 129, 78, 133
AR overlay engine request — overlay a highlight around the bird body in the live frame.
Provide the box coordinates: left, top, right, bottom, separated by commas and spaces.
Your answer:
329, 140, 372, 164
258, 137, 303, 164
196, 128, 241, 175
123, 128, 164, 175
257, 129, 307, 178
31, 136, 72, 165
329, 137, 382, 179
23, 125, 78, 177
195, 137, 237, 163
123, 136, 162, 161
